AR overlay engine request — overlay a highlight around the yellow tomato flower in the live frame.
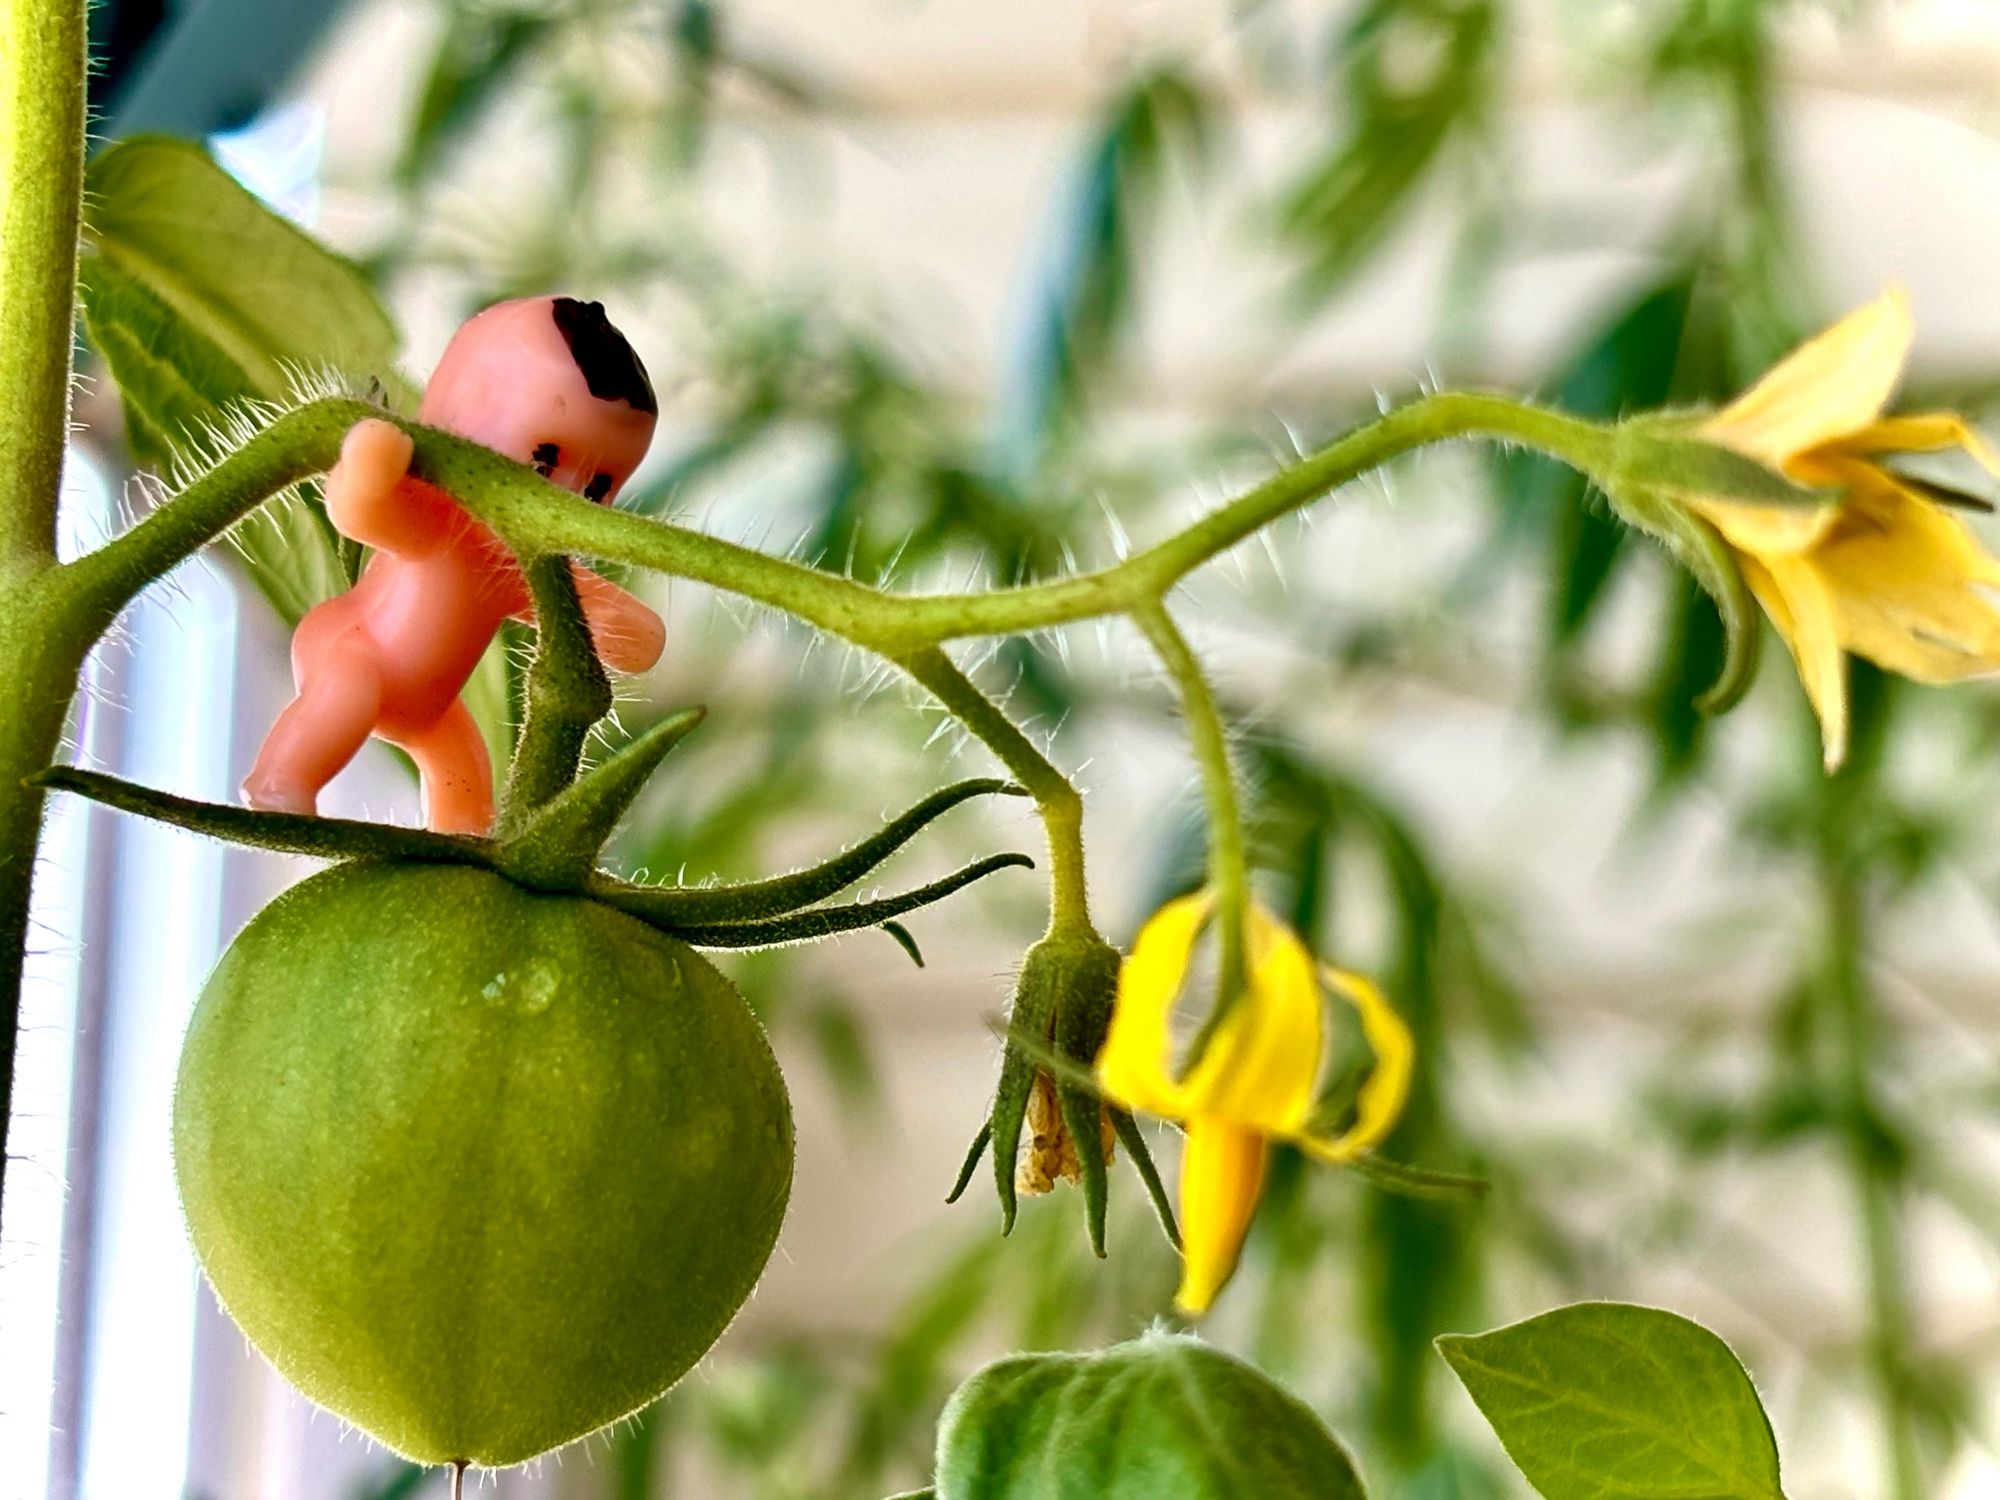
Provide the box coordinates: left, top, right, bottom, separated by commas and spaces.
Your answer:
1684, 286, 2000, 769
1096, 893, 1414, 1314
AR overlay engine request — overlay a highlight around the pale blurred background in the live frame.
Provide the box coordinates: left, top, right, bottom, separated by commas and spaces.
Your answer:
8, 1, 2000, 1497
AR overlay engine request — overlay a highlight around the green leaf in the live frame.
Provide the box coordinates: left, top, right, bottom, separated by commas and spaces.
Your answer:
396, 7, 555, 189
1275, 0, 1497, 300
79, 135, 402, 623
934, 1334, 1367, 1499
994, 66, 1211, 474
1437, 1302, 1787, 1500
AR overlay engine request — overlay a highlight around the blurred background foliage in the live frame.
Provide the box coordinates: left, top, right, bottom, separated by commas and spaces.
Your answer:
73, 1, 2000, 1497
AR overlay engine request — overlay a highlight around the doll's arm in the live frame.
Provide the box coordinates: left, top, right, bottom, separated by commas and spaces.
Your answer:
512, 564, 665, 675
324, 419, 443, 556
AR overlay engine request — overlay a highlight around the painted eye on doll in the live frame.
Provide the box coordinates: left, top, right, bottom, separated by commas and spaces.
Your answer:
585, 473, 613, 503
532, 442, 559, 477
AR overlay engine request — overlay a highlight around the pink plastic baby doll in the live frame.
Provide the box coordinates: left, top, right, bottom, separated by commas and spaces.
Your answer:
243, 296, 666, 834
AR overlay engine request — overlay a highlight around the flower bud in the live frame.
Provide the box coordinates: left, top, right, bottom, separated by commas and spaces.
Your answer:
948, 931, 1176, 1255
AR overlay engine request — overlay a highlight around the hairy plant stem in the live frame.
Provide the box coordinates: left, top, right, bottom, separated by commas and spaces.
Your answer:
0, 0, 87, 1236
1133, 604, 1247, 1001
65, 392, 1621, 655
498, 556, 611, 836
0, 0, 86, 570
895, 646, 1092, 939
0, 591, 90, 1205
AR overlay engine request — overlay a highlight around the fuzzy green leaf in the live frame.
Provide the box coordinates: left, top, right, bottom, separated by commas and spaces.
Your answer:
80, 136, 401, 623
1438, 1302, 1787, 1500
935, 1335, 1367, 1499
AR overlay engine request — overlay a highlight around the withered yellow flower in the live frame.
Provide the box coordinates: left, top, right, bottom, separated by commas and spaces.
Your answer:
1096, 893, 1413, 1314
1686, 287, 2000, 769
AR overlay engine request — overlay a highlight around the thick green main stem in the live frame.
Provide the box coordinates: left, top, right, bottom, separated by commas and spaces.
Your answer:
0, 591, 90, 1211
0, 0, 88, 1237
0, 0, 86, 571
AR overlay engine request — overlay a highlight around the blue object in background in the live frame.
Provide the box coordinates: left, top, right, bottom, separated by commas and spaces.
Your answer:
90, 0, 352, 144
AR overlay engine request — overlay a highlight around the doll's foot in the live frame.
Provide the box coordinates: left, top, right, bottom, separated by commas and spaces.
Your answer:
242, 774, 316, 817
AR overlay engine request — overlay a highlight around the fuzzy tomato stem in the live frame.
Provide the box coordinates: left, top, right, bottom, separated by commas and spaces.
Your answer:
0, 0, 86, 571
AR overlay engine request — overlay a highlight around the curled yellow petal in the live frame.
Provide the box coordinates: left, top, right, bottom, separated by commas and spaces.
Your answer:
1097, 891, 1212, 1120
1181, 906, 1323, 1134
1841, 412, 2000, 481
1659, 291, 2000, 778
1744, 553, 1848, 770
1804, 468, 2000, 682
1686, 493, 1840, 559
1296, 968, 1415, 1164
1173, 1117, 1268, 1316
1700, 288, 1912, 472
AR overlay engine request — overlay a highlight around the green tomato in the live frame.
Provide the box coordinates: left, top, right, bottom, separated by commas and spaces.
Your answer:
173, 860, 793, 1466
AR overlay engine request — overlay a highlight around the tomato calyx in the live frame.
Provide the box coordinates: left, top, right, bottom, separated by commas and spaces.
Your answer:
37, 729, 1033, 956
947, 931, 1180, 1256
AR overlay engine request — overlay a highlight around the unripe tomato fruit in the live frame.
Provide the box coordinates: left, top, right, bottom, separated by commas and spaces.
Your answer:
173, 861, 793, 1466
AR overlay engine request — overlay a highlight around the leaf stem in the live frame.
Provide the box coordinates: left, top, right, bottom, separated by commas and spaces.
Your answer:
0, 0, 87, 574
1133, 602, 1247, 999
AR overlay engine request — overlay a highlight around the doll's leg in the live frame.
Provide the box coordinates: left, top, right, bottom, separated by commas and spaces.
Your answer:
386, 699, 494, 835
243, 638, 384, 815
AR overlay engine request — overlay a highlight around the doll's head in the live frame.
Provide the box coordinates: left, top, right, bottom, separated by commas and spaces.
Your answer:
419, 296, 658, 504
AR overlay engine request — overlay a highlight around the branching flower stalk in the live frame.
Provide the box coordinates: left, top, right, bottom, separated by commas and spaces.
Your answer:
0, 380, 1635, 1230
0, 0, 1827, 1250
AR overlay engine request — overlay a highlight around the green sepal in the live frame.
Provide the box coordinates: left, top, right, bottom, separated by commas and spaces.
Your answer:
34, 767, 499, 868
956, 931, 1175, 1254
1110, 1110, 1180, 1249
1347, 1153, 1489, 1201
626, 778, 1026, 925
1051, 936, 1120, 1257
1598, 477, 1764, 715
604, 853, 1033, 949
882, 920, 924, 966
947, 1120, 994, 1204
502, 707, 707, 887
1614, 416, 1827, 509
985, 971, 1048, 1236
